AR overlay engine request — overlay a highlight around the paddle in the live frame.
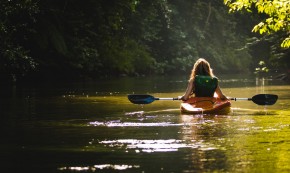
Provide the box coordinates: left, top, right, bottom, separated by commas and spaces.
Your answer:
127, 94, 278, 105
128, 94, 179, 104
229, 94, 278, 105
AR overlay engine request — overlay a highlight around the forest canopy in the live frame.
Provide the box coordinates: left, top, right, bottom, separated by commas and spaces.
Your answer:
0, 0, 289, 82
224, 0, 290, 48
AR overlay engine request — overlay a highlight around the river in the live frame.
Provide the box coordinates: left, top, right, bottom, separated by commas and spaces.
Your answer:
0, 75, 290, 173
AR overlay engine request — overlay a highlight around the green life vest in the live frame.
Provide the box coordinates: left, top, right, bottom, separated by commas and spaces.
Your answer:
194, 75, 218, 97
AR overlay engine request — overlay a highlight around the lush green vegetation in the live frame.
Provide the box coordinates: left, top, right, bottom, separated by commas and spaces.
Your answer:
224, 0, 290, 77
224, 0, 290, 48
0, 0, 289, 82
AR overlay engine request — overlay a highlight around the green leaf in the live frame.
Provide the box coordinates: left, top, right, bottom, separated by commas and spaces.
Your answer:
281, 38, 290, 48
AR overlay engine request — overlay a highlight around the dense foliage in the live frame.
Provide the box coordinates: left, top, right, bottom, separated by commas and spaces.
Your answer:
224, 0, 290, 72
224, 0, 290, 48
0, 0, 288, 82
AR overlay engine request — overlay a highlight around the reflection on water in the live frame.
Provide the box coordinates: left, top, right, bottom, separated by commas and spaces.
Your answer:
99, 139, 217, 152
0, 75, 290, 172
59, 164, 140, 171
89, 121, 180, 127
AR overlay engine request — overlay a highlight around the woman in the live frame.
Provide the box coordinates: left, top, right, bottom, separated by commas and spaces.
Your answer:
180, 58, 228, 101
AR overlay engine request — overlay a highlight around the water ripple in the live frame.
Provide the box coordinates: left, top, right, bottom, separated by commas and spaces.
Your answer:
99, 139, 217, 152
59, 164, 140, 172
89, 121, 184, 127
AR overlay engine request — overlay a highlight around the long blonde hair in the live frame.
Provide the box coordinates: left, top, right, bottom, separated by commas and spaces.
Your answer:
190, 58, 214, 80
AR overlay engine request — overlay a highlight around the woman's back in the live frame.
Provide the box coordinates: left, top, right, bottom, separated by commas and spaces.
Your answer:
194, 75, 217, 97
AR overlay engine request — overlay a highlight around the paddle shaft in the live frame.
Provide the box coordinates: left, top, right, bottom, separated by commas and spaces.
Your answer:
158, 97, 251, 101
158, 97, 254, 101
156, 97, 179, 101
230, 98, 252, 101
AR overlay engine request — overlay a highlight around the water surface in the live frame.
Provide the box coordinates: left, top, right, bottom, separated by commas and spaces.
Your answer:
0, 75, 290, 172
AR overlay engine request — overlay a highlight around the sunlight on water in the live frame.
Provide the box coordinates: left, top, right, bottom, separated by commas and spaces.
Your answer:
88, 113, 201, 127
1, 75, 290, 173
58, 164, 140, 172
124, 111, 145, 116
99, 139, 217, 153
231, 107, 278, 115
89, 121, 186, 127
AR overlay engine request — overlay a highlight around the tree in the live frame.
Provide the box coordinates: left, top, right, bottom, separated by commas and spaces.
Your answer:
224, 0, 290, 48
0, 0, 39, 81
1, 0, 268, 82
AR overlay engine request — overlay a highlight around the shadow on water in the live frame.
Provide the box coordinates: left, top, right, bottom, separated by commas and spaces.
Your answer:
0, 75, 290, 172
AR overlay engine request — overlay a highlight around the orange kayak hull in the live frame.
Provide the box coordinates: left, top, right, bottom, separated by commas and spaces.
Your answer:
180, 97, 231, 114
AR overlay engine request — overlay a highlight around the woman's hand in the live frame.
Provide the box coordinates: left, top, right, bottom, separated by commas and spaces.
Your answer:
178, 95, 188, 101
220, 95, 228, 100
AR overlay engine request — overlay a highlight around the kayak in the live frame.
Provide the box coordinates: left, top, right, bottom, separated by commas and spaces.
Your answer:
180, 97, 231, 114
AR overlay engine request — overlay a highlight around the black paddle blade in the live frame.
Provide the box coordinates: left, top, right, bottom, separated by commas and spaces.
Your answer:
252, 94, 278, 105
128, 94, 156, 104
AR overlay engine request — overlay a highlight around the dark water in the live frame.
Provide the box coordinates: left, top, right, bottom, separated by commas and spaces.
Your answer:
1, 75, 290, 173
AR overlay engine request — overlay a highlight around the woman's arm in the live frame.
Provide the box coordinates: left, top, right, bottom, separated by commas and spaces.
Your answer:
180, 79, 194, 101
215, 85, 228, 100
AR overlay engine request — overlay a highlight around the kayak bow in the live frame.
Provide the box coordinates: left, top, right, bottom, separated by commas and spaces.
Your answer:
180, 97, 231, 114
